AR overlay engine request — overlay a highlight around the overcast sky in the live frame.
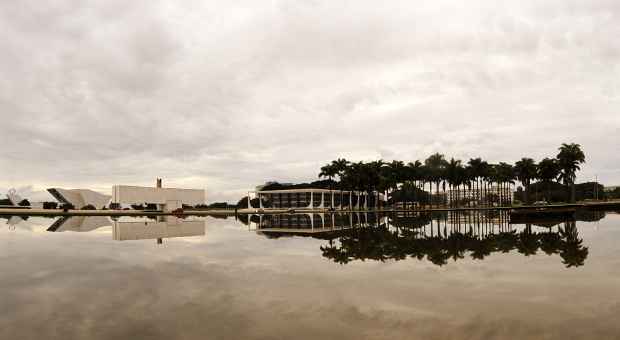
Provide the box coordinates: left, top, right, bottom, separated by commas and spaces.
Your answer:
1, 0, 619, 203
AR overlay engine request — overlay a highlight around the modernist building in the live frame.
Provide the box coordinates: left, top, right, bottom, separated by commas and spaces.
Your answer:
47, 188, 111, 209
246, 189, 384, 210
111, 185, 205, 212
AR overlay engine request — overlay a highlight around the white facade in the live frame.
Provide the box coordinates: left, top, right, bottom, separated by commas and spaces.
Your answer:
111, 185, 205, 211
47, 188, 111, 209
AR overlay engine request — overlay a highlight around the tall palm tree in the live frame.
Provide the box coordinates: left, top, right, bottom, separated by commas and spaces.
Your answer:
331, 158, 350, 184
467, 158, 489, 207
445, 158, 462, 208
557, 143, 586, 203
425, 153, 448, 208
537, 157, 560, 202
496, 162, 515, 206
318, 163, 338, 189
406, 160, 423, 208
514, 158, 538, 204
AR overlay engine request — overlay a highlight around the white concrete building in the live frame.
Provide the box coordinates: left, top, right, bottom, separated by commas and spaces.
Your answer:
47, 188, 111, 209
111, 185, 205, 212
246, 188, 385, 210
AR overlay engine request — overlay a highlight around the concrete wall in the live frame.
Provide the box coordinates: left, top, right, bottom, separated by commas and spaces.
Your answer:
111, 185, 205, 206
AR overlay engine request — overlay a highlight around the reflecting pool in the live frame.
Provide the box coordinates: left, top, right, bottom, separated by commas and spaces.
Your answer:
1, 210, 620, 339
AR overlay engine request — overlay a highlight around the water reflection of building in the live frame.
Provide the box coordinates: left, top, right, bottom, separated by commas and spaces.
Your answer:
247, 212, 386, 237
48, 216, 112, 232
45, 216, 205, 244
112, 216, 205, 242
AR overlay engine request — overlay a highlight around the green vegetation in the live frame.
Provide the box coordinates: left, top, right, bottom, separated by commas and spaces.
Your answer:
314, 143, 587, 208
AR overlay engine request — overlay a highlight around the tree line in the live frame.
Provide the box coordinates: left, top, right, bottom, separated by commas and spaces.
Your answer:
318, 143, 586, 207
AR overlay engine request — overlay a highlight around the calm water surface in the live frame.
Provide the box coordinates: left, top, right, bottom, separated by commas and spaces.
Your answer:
1, 211, 620, 340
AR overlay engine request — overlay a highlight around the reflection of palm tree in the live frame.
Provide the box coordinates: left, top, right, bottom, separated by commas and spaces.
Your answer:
317, 212, 588, 268
559, 221, 589, 267
539, 228, 562, 255
517, 224, 540, 256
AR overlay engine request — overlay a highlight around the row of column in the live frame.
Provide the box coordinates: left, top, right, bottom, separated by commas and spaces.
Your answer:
247, 191, 376, 210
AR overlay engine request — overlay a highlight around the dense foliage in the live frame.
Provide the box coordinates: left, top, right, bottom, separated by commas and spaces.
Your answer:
313, 143, 587, 206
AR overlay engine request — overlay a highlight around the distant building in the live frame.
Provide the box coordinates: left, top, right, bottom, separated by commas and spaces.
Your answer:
604, 185, 619, 192
47, 188, 111, 209
111, 184, 206, 212
6, 189, 23, 206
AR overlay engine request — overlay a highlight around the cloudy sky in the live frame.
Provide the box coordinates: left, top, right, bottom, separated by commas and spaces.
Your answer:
1, 0, 619, 203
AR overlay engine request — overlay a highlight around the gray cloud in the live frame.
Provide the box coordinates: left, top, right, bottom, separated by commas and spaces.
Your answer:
1, 0, 619, 202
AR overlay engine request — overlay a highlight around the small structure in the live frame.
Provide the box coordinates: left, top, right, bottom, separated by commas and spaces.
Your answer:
246, 188, 383, 210
47, 188, 111, 209
6, 189, 23, 206
111, 179, 205, 212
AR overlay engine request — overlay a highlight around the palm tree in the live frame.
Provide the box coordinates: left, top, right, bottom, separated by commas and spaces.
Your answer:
537, 157, 560, 202
331, 158, 350, 184
445, 158, 463, 208
557, 143, 586, 203
514, 158, 538, 204
495, 162, 515, 206
406, 160, 423, 208
467, 158, 490, 207
319, 163, 338, 190
425, 153, 448, 208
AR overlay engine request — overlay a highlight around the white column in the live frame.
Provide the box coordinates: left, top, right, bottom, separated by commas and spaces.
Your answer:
259, 193, 263, 209
349, 192, 352, 210
331, 192, 335, 209
319, 192, 324, 208
247, 192, 251, 209
309, 192, 313, 209
364, 193, 368, 209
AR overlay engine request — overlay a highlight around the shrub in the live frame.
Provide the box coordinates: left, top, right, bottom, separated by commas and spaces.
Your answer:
18, 199, 30, 207
60, 203, 75, 211
81, 204, 96, 210
43, 202, 58, 209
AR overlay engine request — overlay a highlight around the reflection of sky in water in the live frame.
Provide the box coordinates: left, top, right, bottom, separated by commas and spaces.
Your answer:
1, 213, 620, 339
